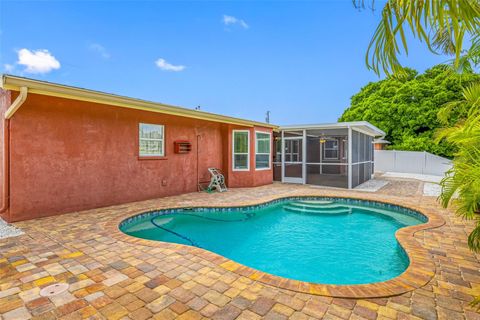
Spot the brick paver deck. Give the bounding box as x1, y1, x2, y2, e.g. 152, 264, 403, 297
1, 180, 480, 319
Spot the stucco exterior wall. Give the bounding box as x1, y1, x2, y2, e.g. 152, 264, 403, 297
3, 93, 272, 222
7, 94, 214, 220
226, 125, 273, 188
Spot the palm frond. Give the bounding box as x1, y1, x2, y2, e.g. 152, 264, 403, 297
468, 222, 480, 253
463, 82, 480, 107
365, 0, 480, 75
437, 80, 480, 251
437, 100, 465, 125
432, 28, 457, 56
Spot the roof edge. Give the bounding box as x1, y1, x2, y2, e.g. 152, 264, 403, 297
1, 74, 278, 129
278, 121, 385, 137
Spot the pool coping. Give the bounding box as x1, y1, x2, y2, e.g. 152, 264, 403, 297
104, 192, 445, 299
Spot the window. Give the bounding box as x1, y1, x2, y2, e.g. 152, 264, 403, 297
323, 139, 339, 159
233, 130, 249, 170
255, 132, 271, 170
285, 139, 301, 162
139, 123, 164, 157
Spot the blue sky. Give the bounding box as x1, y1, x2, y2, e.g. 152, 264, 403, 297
1, 1, 449, 125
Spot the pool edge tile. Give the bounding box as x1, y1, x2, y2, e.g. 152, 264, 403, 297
105, 193, 445, 299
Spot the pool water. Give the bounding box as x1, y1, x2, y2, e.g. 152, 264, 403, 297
120, 198, 424, 285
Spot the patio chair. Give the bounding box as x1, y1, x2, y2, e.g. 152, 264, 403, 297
208, 168, 227, 192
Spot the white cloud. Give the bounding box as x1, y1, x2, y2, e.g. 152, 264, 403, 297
155, 58, 185, 72
223, 15, 249, 29
3, 64, 14, 73
89, 43, 110, 59
17, 49, 60, 74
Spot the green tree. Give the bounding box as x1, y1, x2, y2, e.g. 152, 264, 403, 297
339, 65, 479, 157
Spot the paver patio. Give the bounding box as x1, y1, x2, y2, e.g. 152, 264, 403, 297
1, 178, 480, 319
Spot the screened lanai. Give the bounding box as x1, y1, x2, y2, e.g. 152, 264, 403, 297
273, 122, 385, 189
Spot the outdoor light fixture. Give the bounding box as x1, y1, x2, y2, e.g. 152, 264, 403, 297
319, 134, 326, 144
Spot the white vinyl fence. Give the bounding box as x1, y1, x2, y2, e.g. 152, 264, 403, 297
374, 150, 452, 176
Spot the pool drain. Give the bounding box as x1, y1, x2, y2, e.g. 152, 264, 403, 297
40, 283, 69, 297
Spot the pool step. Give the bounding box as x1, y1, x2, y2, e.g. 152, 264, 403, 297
151, 217, 174, 227
296, 200, 334, 205
283, 205, 351, 215
350, 206, 421, 225
123, 220, 157, 233
288, 202, 346, 210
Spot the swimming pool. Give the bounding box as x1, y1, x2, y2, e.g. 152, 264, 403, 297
120, 197, 426, 285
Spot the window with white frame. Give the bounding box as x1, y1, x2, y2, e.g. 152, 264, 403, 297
323, 139, 339, 159
139, 123, 165, 157
255, 132, 271, 169
233, 130, 249, 170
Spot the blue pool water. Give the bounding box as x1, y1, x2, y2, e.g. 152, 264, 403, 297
120, 198, 425, 285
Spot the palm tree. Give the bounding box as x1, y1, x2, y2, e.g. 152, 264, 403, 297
353, 0, 480, 75
356, 0, 480, 308
356, 0, 480, 222
437, 83, 480, 244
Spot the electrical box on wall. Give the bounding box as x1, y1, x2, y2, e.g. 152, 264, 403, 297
174, 140, 192, 154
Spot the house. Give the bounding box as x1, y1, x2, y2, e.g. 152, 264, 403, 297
0, 75, 384, 222
373, 138, 391, 150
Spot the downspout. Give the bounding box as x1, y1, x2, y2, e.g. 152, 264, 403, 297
5, 87, 28, 119
0, 86, 28, 218
196, 134, 201, 191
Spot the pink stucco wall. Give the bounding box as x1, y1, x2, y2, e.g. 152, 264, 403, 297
0, 92, 273, 222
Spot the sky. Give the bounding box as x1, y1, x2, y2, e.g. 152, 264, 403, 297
0, 1, 450, 125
